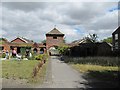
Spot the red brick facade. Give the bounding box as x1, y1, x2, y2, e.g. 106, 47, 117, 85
46, 28, 64, 49
46, 35, 64, 49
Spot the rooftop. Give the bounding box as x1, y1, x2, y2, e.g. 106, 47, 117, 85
112, 26, 120, 34
11, 37, 34, 43
46, 28, 64, 36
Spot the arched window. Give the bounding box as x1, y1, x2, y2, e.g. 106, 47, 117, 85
40, 48, 44, 54
33, 48, 38, 53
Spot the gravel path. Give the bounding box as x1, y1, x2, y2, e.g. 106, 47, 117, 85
36, 56, 88, 88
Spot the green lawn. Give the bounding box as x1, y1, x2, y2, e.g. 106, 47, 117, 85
71, 64, 118, 81
2, 60, 47, 83
71, 64, 118, 73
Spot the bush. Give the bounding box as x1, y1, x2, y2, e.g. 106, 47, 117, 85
57, 45, 69, 55
35, 54, 44, 60
2, 53, 6, 58
64, 56, 119, 66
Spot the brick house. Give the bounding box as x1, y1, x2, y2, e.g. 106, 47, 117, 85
10, 37, 34, 54
112, 26, 120, 55
46, 27, 65, 50
0, 37, 46, 57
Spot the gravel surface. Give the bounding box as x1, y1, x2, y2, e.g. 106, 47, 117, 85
36, 56, 88, 88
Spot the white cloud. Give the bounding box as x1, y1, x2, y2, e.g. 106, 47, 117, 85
1, 2, 119, 43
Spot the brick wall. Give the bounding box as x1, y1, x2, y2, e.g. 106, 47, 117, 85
46, 35, 64, 49
3, 44, 10, 52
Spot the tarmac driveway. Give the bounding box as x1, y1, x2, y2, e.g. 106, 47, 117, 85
37, 56, 88, 88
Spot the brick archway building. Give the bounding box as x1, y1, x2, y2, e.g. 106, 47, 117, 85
46, 27, 65, 50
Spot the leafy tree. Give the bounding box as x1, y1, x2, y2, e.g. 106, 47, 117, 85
57, 45, 69, 55
63, 37, 66, 43
89, 33, 98, 43
41, 40, 46, 43
102, 37, 112, 43
84, 34, 98, 43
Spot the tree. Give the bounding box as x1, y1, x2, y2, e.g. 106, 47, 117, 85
41, 40, 46, 43
102, 37, 112, 43
57, 45, 69, 55
89, 33, 98, 43
84, 34, 98, 43
63, 37, 66, 43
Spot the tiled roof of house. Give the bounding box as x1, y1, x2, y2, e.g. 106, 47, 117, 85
46, 28, 64, 35
11, 37, 34, 43
68, 38, 94, 47
21, 37, 33, 43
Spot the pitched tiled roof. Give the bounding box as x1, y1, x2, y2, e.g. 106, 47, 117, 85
22, 37, 33, 43
68, 38, 94, 47
11, 37, 34, 43
46, 28, 64, 35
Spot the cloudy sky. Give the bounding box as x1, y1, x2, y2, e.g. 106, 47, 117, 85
0, 0, 119, 43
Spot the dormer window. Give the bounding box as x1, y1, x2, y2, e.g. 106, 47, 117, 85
53, 36, 57, 39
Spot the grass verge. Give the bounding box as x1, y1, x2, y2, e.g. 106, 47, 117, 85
71, 64, 118, 81
29, 60, 48, 84
2, 60, 47, 84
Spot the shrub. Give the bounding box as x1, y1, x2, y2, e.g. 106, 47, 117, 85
2, 53, 6, 58
57, 45, 69, 55
64, 56, 119, 66
35, 54, 44, 60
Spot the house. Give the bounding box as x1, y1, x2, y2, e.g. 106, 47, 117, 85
68, 39, 112, 57
10, 37, 34, 54
46, 27, 65, 50
0, 27, 65, 57
10, 37, 47, 54
0, 36, 47, 57
112, 26, 120, 55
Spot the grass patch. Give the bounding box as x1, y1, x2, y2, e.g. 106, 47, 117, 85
71, 64, 118, 73
29, 60, 48, 84
2, 60, 47, 84
71, 64, 118, 81
68, 56, 119, 87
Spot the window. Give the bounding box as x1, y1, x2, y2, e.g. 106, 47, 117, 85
115, 34, 118, 40
53, 36, 57, 39
115, 42, 118, 49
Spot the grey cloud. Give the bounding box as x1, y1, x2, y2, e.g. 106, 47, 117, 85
1, 2, 118, 43
2, 2, 47, 12
84, 10, 118, 31
53, 2, 117, 26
